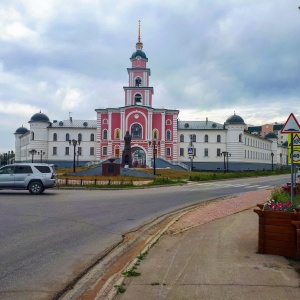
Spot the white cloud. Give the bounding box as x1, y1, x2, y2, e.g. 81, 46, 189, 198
1, 0, 300, 152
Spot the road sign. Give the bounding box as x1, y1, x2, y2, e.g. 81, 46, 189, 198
289, 133, 300, 147
292, 150, 300, 163
281, 113, 300, 134
188, 147, 194, 156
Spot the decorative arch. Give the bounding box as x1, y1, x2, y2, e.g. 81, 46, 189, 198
103, 118, 108, 124
134, 93, 142, 105
135, 77, 142, 87
166, 119, 172, 125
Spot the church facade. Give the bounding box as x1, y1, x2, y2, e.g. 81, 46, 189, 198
13, 27, 288, 171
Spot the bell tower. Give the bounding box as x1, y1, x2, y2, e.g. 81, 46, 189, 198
124, 21, 154, 107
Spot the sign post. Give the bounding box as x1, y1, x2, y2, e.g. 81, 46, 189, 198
280, 113, 300, 203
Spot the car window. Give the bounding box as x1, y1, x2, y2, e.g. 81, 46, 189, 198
0, 166, 14, 174
15, 166, 33, 174
34, 166, 51, 173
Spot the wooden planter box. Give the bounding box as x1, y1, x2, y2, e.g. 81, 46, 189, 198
254, 206, 300, 258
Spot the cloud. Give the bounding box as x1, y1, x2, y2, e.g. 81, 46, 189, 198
1, 0, 300, 152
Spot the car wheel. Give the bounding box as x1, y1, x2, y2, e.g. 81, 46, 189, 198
28, 181, 44, 195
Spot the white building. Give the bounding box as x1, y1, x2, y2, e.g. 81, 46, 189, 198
14, 111, 288, 171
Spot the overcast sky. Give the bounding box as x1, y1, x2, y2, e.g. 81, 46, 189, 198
1, 0, 300, 152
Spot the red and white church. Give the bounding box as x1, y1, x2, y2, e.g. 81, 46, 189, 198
95, 24, 179, 167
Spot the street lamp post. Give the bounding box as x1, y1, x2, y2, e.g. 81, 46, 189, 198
39, 151, 45, 163
271, 152, 274, 171
279, 153, 282, 169
69, 139, 81, 173
148, 140, 160, 175
29, 149, 37, 163
221, 151, 231, 173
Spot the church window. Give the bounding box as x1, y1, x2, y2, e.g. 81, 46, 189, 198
78, 133, 82, 142
131, 124, 142, 138
204, 148, 209, 156
180, 148, 184, 156
153, 129, 158, 139
53, 147, 57, 155
205, 134, 209, 142
135, 77, 142, 87
166, 119, 172, 125
90, 133, 94, 141
31, 132, 34, 140
115, 129, 120, 139
217, 148, 221, 156
166, 148, 171, 156
103, 119, 108, 124
53, 133, 57, 141
180, 134, 184, 142
166, 130, 171, 141
134, 93, 142, 105
65, 147, 69, 155
66, 133, 70, 141
90, 147, 94, 155
102, 147, 107, 156
103, 129, 108, 140
217, 135, 221, 143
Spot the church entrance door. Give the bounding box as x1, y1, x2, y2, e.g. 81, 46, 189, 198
131, 147, 146, 168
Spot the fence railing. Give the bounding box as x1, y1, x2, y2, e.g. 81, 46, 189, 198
56, 178, 151, 186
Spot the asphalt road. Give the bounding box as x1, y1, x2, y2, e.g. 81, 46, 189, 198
0, 174, 290, 300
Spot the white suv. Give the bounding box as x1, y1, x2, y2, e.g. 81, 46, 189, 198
0, 163, 56, 194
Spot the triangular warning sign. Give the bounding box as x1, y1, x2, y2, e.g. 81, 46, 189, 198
281, 113, 300, 134
288, 134, 300, 146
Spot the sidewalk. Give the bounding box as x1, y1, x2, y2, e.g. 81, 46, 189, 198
115, 190, 300, 300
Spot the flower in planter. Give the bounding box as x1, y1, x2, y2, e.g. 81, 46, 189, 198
263, 187, 300, 212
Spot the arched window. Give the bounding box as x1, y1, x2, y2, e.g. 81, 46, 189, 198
31, 132, 34, 140
153, 129, 158, 140
66, 133, 69, 141
239, 133, 243, 142
166, 119, 172, 125
134, 93, 142, 105
131, 124, 142, 138
115, 129, 120, 139
53, 133, 57, 141
205, 134, 209, 143
180, 134, 184, 142
78, 133, 82, 142
217, 135, 221, 143
103, 119, 108, 124
103, 129, 108, 140
90, 133, 94, 141
135, 77, 142, 87
166, 130, 171, 141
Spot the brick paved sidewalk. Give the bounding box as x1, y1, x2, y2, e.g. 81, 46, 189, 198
166, 189, 271, 234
